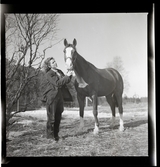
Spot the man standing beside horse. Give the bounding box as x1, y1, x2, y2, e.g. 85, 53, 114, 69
41, 57, 73, 141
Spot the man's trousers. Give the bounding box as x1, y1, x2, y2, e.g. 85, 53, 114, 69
46, 92, 63, 140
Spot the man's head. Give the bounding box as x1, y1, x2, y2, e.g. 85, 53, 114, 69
42, 57, 57, 72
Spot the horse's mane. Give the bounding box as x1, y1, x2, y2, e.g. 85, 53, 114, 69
76, 52, 100, 73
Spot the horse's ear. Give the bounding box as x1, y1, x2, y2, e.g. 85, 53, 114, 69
64, 39, 68, 46
73, 38, 77, 47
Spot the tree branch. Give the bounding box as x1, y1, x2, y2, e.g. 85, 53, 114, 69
6, 14, 59, 132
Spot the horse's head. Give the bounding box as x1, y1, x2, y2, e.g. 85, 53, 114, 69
63, 38, 77, 70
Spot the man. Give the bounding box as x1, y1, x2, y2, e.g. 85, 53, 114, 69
41, 57, 73, 141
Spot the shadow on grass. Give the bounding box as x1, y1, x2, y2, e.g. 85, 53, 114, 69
124, 119, 148, 128
60, 118, 148, 139
100, 119, 148, 132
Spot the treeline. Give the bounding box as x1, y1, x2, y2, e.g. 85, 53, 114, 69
82, 96, 147, 107
123, 96, 147, 104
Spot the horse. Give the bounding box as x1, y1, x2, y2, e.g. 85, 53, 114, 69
63, 38, 124, 134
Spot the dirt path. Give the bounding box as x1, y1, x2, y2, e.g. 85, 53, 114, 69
7, 103, 148, 156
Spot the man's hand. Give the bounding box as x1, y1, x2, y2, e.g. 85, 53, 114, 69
66, 70, 73, 77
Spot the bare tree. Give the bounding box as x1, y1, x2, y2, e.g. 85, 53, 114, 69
5, 14, 59, 135
106, 56, 130, 94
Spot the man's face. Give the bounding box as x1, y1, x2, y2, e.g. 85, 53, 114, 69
49, 59, 57, 69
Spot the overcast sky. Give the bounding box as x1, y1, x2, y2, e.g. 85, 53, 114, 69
44, 13, 147, 97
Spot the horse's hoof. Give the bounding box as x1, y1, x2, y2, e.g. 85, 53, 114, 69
119, 126, 124, 132
93, 124, 99, 135
93, 128, 99, 135
93, 130, 98, 135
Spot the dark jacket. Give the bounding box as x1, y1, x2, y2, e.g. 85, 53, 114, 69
41, 69, 72, 105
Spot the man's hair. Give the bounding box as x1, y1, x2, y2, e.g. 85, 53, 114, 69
42, 57, 54, 73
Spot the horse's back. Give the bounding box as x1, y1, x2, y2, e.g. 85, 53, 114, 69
96, 68, 117, 81
97, 68, 123, 92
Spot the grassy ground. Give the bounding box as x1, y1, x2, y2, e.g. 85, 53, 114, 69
6, 102, 148, 156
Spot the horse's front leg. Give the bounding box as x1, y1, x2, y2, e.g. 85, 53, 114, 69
92, 94, 99, 135
77, 94, 85, 131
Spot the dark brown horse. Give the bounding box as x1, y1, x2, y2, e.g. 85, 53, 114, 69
63, 39, 124, 134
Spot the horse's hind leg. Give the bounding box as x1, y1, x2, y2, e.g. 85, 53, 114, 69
92, 94, 99, 135
115, 93, 124, 131
106, 95, 116, 128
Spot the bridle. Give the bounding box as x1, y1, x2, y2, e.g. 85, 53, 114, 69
65, 56, 72, 62
63, 45, 77, 65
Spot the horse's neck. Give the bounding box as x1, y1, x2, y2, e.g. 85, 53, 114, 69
74, 52, 97, 86
74, 52, 88, 76
75, 52, 89, 70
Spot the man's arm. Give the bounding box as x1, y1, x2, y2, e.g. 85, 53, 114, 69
46, 71, 71, 88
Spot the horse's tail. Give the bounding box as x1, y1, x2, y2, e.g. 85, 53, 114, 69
112, 93, 118, 107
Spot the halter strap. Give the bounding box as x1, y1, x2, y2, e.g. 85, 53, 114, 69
65, 57, 72, 61
64, 45, 77, 68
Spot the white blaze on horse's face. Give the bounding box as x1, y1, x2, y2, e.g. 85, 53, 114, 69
65, 47, 74, 70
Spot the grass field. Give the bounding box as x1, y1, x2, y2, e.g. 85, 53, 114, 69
7, 102, 148, 156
